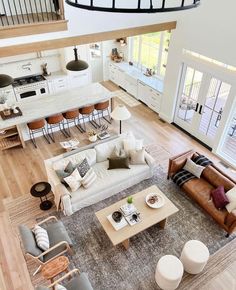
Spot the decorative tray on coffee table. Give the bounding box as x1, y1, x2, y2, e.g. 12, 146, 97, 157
145, 193, 165, 209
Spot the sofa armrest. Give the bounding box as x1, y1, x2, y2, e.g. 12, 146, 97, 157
225, 210, 236, 233
62, 193, 73, 216
144, 151, 155, 169
167, 150, 194, 179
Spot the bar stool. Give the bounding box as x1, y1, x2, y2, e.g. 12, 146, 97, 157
46, 114, 69, 142
94, 100, 111, 126
79, 105, 98, 132
27, 119, 50, 148
63, 109, 85, 135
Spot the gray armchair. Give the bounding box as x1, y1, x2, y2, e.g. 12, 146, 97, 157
35, 269, 94, 290
18, 216, 73, 274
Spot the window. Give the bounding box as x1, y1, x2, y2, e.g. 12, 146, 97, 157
129, 30, 171, 78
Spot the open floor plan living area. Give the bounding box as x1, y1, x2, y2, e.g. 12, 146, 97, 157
0, 1, 236, 289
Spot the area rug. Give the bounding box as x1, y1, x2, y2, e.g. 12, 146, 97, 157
50, 166, 235, 290
114, 89, 141, 107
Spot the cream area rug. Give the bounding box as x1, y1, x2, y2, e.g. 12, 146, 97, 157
113, 89, 141, 107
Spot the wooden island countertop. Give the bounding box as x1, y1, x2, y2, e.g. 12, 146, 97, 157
0, 82, 113, 130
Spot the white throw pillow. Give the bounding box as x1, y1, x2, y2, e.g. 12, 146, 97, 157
226, 187, 236, 213
56, 284, 67, 290
129, 148, 146, 165
53, 159, 70, 171
81, 168, 97, 189
95, 137, 123, 162
64, 168, 82, 192
183, 158, 205, 178
135, 139, 144, 150
32, 225, 49, 251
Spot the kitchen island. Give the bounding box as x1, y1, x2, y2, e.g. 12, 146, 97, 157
0, 82, 112, 131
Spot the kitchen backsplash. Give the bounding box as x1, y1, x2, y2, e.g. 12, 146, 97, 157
0, 51, 62, 78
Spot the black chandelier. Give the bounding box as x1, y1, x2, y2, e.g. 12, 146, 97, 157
65, 0, 200, 13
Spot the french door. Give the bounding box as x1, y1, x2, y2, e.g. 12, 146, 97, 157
174, 64, 232, 148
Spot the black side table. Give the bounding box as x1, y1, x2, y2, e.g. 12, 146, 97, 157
30, 182, 53, 210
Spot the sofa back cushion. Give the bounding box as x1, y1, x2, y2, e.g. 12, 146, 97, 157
53, 149, 97, 170
18, 225, 43, 259
202, 166, 235, 192
95, 137, 124, 163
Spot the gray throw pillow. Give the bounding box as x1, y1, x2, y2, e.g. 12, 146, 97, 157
77, 158, 90, 178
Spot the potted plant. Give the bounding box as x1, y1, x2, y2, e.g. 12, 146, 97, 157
127, 196, 133, 210
88, 130, 97, 142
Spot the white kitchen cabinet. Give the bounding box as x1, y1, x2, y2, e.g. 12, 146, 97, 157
68, 70, 90, 89
109, 63, 125, 89
125, 73, 137, 98
47, 76, 68, 94
137, 81, 162, 113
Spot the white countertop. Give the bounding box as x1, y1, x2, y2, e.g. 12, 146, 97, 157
0, 83, 112, 130
111, 62, 164, 93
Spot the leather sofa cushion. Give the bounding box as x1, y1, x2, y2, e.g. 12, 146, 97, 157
204, 199, 228, 225
182, 178, 214, 206
202, 166, 235, 192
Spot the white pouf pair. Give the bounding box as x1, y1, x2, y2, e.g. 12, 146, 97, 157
155, 240, 209, 290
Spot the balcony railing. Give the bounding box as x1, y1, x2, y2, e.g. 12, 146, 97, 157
0, 0, 65, 26
0, 0, 67, 38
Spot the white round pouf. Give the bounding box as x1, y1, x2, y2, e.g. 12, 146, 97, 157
155, 255, 184, 290
180, 240, 209, 274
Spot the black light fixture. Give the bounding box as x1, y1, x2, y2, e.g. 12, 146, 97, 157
0, 74, 13, 88
66, 47, 89, 71
65, 0, 200, 13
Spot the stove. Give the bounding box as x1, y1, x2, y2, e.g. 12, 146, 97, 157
13, 74, 49, 101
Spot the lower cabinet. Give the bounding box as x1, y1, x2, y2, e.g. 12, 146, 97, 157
137, 81, 161, 113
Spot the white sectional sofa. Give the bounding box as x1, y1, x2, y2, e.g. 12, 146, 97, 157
44, 134, 155, 216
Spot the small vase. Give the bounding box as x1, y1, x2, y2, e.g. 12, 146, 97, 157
89, 135, 97, 142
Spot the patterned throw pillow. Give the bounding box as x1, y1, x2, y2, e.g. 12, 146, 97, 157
64, 168, 82, 192
183, 158, 205, 178
81, 168, 97, 189
77, 158, 90, 178
32, 225, 49, 251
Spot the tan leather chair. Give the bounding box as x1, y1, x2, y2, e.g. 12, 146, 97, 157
63, 109, 84, 134
46, 114, 69, 142
27, 119, 50, 148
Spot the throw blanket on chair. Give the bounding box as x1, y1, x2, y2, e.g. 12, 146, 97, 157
192, 155, 213, 167
172, 155, 213, 187
172, 169, 196, 187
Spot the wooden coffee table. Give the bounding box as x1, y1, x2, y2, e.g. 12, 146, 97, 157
42, 256, 70, 288
95, 185, 179, 250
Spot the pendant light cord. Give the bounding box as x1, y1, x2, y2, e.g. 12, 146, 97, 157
73, 46, 78, 61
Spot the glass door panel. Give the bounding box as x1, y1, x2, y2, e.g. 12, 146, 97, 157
220, 111, 236, 164
198, 78, 231, 139
177, 67, 203, 124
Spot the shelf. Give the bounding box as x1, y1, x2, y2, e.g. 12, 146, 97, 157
0, 136, 21, 150
0, 129, 18, 139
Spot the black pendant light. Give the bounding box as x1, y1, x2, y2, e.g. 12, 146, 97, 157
66, 0, 200, 13
0, 74, 13, 88
66, 47, 89, 71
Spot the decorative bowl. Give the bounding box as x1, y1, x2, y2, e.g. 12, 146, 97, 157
145, 193, 165, 209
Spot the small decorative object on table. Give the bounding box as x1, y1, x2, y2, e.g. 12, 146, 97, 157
60, 138, 80, 152
98, 124, 110, 140
146, 193, 165, 209
88, 129, 97, 142
112, 211, 122, 223
30, 181, 52, 210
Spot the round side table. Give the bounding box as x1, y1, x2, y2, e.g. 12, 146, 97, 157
42, 256, 70, 286
30, 181, 52, 210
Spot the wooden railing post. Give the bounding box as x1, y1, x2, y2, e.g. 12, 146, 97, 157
58, 0, 65, 20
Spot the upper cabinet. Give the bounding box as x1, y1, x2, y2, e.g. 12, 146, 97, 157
0, 0, 68, 39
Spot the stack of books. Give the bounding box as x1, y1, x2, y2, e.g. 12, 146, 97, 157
120, 204, 141, 226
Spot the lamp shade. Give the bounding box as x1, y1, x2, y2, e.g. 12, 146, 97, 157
66, 47, 89, 71
0, 74, 13, 88
111, 105, 131, 121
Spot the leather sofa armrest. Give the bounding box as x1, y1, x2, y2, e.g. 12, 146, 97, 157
225, 210, 236, 229
167, 150, 194, 179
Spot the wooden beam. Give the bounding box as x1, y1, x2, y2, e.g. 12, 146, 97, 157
0, 20, 68, 40
0, 21, 176, 57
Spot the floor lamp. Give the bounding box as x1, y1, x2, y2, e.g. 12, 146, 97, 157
110, 104, 131, 134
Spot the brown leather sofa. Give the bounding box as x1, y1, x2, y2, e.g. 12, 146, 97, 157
168, 150, 236, 236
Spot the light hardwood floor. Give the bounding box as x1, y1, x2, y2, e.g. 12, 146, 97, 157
0, 81, 235, 290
